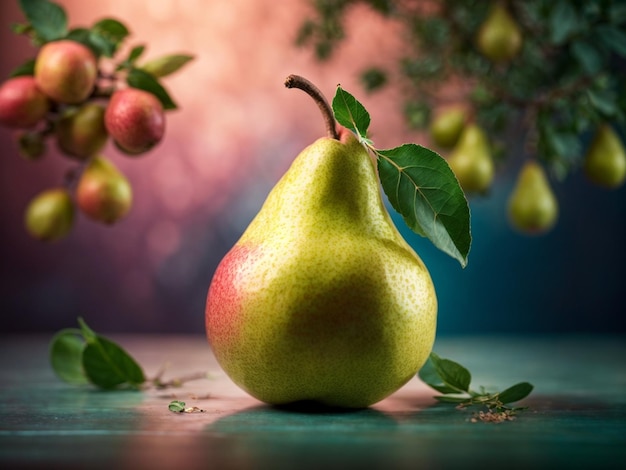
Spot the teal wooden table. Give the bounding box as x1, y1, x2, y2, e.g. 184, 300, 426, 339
1, 334, 624, 469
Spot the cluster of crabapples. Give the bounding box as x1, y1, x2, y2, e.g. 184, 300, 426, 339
0, 39, 166, 242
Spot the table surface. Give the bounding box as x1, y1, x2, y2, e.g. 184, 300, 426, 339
1, 333, 625, 469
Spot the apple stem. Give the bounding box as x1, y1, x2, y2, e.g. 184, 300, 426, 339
285, 74, 339, 140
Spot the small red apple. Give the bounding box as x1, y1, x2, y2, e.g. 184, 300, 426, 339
105, 88, 165, 155
35, 40, 97, 104
0, 76, 50, 128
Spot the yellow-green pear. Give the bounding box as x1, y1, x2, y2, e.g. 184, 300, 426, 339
205, 124, 437, 409
429, 107, 466, 149
476, 3, 522, 63
584, 124, 626, 189
25, 188, 74, 241
447, 123, 494, 194
508, 161, 558, 234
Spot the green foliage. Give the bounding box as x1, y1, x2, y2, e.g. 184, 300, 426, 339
49, 328, 89, 384
8, 58, 35, 77
332, 86, 471, 267
297, 0, 626, 182
50, 318, 210, 391
419, 352, 534, 420
168, 400, 186, 412
49, 318, 145, 389
11, 0, 192, 109
79, 318, 145, 389
126, 68, 177, 110
19, 0, 67, 42
140, 54, 195, 78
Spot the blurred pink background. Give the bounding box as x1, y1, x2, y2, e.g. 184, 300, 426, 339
1, 0, 625, 335
0, 0, 414, 333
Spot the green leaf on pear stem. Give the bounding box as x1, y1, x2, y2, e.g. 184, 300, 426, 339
332, 86, 370, 141
19, 0, 67, 42
49, 328, 88, 384
497, 382, 534, 405
140, 54, 195, 78
9, 58, 35, 77
377, 145, 471, 267
126, 68, 177, 110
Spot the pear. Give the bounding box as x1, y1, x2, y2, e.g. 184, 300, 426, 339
476, 3, 522, 63
583, 124, 626, 189
25, 188, 74, 241
429, 107, 466, 149
205, 127, 437, 409
56, 103, 108, 160
447, 123, 494, 194
104, 88, 165, 155
508, 161, 558, 234
76, 156, 132, 224
34, 40, 97, 104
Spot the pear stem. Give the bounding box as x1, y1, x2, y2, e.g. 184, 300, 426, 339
285, 74, 339, 140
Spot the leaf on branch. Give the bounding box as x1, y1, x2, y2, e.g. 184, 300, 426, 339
140, 54, 195, 78
595, 25, 626, 58
377, 145, 471, 267
571, 40, 604, 74
19, 0, 67, 42
127, 68, 177, 110
128, 45, 146, 63
549, 1, 579, 45
587, 89, 617, 117
9, 58, 35, 77
332, 86, 370, 141
92, 18, 129, 44
49, 328, 88, 384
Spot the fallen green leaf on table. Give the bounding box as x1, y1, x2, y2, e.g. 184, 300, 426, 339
168, 400, 186, 412
49, 317, 145, 389
168, 400, 205, 413
419, 352, 534, 423
49, 317, 208, 391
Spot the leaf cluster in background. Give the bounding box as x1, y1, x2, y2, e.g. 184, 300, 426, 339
297, 0, 626, 180
11, 0, 194, 110
331, 86, 471, 267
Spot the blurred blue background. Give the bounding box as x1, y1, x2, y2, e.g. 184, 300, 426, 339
0, 0, 624, 336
